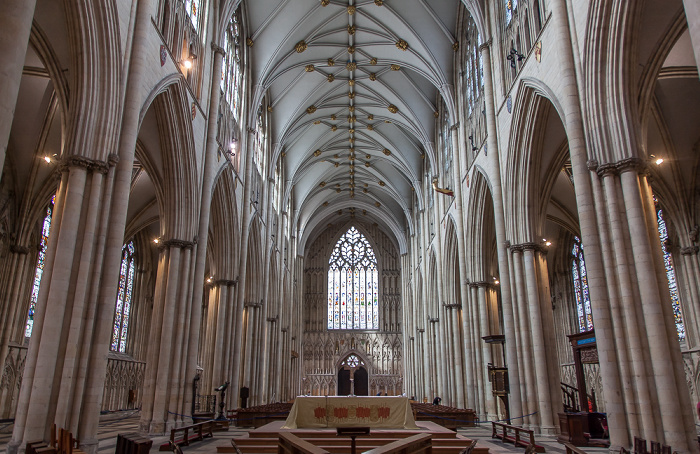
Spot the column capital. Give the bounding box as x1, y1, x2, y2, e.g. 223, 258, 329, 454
596, 163, 618, 177
211, 42, 226, 56
616, 157, 646, 175
681, 246, 699, 256
214, 278, 238, 287
60, 155, 110, 175
10, 244, 31, 254
159, 238, 195, 250
478, 39, 493, 52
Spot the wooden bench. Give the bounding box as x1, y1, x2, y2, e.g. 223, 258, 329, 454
158, 420, 214, 450
491, 422, 545, 452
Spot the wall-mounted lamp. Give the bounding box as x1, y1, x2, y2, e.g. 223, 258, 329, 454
182, 53, 197, 69
650, 154, 664, 165
542, 238, 552, 247
506, 48, 525, 68
206, 276, 213, 284
493, 277, 500, 285
43, 153, 58, 164
153, 237, 160, 244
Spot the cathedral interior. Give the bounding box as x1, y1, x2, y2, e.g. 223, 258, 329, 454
1, 0, 700, 453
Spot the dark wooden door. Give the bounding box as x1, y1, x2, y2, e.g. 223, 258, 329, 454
338, 368, 351, 395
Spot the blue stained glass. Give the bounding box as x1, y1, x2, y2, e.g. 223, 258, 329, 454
656, 206, 685, 341
327, 227, 379, 330
572, 236, 593, 332
25, 195, 55, 339
111, 241, 136, 352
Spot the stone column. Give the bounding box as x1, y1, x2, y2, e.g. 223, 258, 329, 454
185, 42, 226, 417
620, 165, 696, 451
0, 0, 37, 176
477, 283, 496, 420
480, 41, 523, 422
8, 156, 115, 454
510, 246, 536, 428
522, 246, 556, 434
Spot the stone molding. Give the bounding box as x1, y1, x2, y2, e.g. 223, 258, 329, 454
594, 157, 647, 177
59, 155, 111, 175
211, 42, 226, 56
214, 278, 238, 287
158, 239, 195, 250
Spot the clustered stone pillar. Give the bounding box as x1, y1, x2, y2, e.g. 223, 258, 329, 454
521, 246, 558, 434
8, 156, 118, 454
139, 239, 196, 433
586, 157, 697, 452
479, 40, 523, 424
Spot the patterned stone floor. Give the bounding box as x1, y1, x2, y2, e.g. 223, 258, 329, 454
0, 412, 610, 454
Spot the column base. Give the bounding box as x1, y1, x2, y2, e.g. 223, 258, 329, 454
539, 425, 558, 435
6, 439, 23, 454
79, 438, 99, 454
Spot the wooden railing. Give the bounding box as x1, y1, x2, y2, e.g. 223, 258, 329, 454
363, 434, 432, 454
278, 433, 330, 454
560, 382, 596, 413
491, 422, 545, 452
168, 420, 213, 447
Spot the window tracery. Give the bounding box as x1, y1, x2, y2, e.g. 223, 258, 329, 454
222, 7, 243, 119
328, 227, 379, 330
572, 236, 593, 332
25, 195, 55, 339
111, 241, 136, 353
655, 204, 685, 341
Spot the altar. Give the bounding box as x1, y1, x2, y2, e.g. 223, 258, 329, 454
282, 396, 419, 429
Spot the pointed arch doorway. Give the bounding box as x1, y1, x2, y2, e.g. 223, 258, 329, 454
338, 354, 368, 396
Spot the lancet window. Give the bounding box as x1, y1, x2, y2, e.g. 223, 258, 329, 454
458, 6, 486, 166
327, 227, 379, 330
572, 236, 593, 332
111, 241, 136, 352
222, 6, 243, 119
656, 204, 685, 341
25, 195, 55, 339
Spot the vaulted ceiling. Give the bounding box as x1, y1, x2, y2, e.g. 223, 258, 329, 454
243, 0, 462, 253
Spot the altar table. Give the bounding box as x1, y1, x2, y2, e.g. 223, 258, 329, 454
282, 396, 419, 429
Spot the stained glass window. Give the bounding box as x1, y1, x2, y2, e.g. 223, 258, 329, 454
461, 18, 483, 117
505, 0, 518, 25
572, 236, 593, 332
25, 195, 55, 339
184, 0, 202, 31
328, 227, 379, 330
254, 107, 265, 173
222, 7, 243, 119
111, 241, 136, 352
342, 354, 364, 368
655, 204, 685, 341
